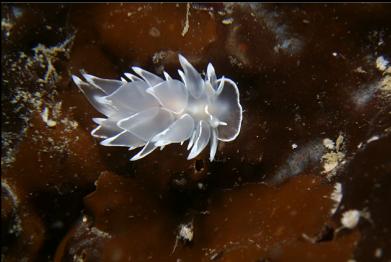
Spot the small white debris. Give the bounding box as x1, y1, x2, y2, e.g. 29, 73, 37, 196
323, 138, 335, 150
322, 152, 343, 173
217, 11, 226, 16
149, 27, 160, 38
90, 226, 111, 239
366, 135, 379, 143
381, 74, 391, 93
41, 107, 57, 127
32, 36, 74, 83
61, 118, 79, 131
354, 66, 367, 74
222, 17, 234, 25
341, 210, 360, 229
181, 2, 190, 37
335, 134, 344, 151
376, 56, 389, 72
374, 248, 383, 258
341, 209, 373, 229
172, 221, 194, 254
291, 143, 298, 149
178, 222, 194, 242
332, 52, 338, 57
330, 182, 343, 215
321, 134, 345, 178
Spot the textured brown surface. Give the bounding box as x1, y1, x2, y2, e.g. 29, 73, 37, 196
1, 3, 391, 262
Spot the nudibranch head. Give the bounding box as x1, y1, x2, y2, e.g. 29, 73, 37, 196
72, 55, 242, 161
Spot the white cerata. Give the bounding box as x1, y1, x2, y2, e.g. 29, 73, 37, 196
72, 55, 242, 161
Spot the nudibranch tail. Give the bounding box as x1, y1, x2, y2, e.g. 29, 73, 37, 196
72, 55, 242, 161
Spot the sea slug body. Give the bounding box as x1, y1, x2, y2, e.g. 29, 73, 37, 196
72, 55, 242, 161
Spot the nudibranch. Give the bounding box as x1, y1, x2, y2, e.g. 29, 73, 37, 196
72, 55, 242, 161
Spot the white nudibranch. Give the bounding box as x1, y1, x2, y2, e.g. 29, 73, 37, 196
72, 55, 242, 161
